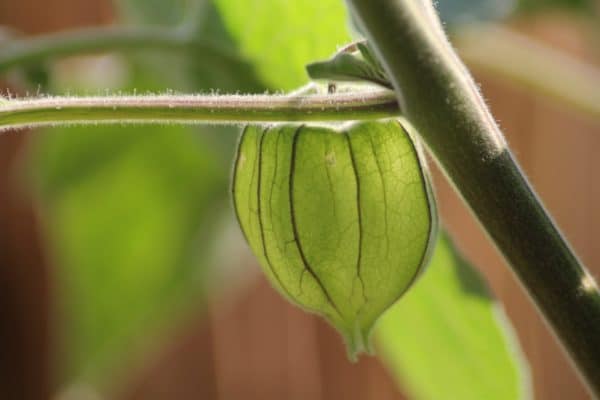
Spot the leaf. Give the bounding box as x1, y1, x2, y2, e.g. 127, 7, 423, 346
375, 232, 531, 400
356, 41, 385, 74
306, 41, 392, 89
29, 124, 226, 385
213, 0, 351, 89
232, 120, 437, 359
113, 0, 265, 93
27, 3, 254, 388
186, 2, 265, 93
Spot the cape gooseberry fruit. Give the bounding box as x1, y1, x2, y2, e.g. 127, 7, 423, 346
232, 120, 437, 359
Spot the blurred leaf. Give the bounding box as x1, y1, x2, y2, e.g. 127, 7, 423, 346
213, 0, 351, 89
21, 62, 51, 89
30, 124, 226, 384
376, 232, 530, 400
187, 2, 265, 93
115, 0, 267, 174
114, 0, 264, 93
436, 0, 516, 26
27, 2, 259, 387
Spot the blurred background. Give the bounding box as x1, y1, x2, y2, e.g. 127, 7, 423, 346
0, 0, 599, 399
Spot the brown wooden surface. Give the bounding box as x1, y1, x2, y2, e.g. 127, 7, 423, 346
0, 2, 112, 400
0, 126, 54, 400
117, 275, 406, 400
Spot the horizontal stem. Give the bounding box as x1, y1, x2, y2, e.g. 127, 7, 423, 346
1, 24, 599, 120
0, 90, 400, 131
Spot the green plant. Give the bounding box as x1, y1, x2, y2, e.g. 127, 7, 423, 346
1, 0, 599, 398
232, 120, 436, 359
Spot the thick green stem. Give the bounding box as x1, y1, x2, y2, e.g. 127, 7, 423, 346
346, 0, 600, 395
0, 90, 400, 131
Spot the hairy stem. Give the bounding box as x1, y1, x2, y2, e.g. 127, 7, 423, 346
347, 0, 600, 395
0, 90, 400, 131
0, 25, 599, 119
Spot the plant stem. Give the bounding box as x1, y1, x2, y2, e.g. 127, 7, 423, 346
1, 25, 599, 120
346, 0, 600, 396
0, 90, 400, 131
0, 26, 242, 72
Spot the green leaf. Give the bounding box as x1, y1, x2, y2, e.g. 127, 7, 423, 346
306, 41, 392, 89
213, 0, 351, 89
186, 2, 265, 93
29, 124, 226, 385
114, 0, 265, 93
376, 232, 530, 400
232, 120, 437, 359
28, 4, 255, 387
